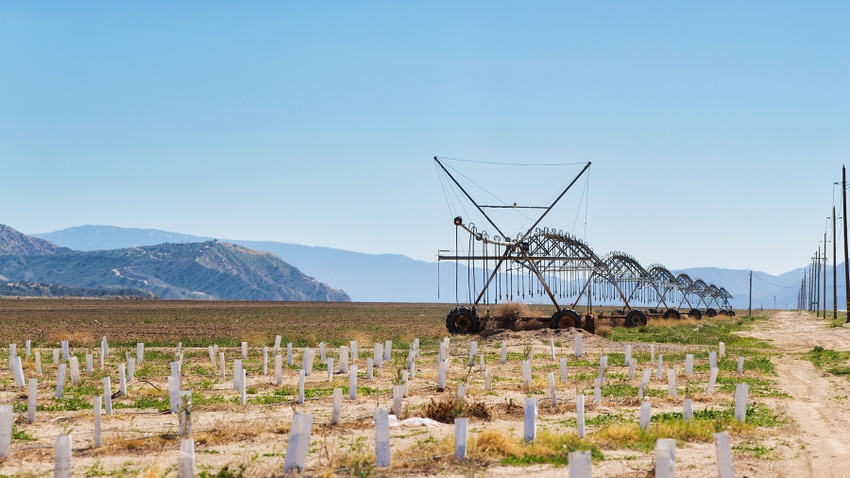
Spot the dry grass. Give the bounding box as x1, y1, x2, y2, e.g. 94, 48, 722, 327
590, 422, 639, 447
101, 434, 176, 455
470, 428, 524, 459
239, 331, 271, 347
342, 330, 375, 349
194, 419, 268, 446
595, 325, 612, 337
495, 301, 530, 318
647, 317, 700, 327
423, 394, 493, 423
139, 459, 166, 478
46, 329, 96, 347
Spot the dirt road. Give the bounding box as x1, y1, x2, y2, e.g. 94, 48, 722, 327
743, 311, 850, 478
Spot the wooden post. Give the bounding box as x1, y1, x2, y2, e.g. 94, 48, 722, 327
834, 205, 839, 320
748, 270, 753, 317
843, 166, 848, 322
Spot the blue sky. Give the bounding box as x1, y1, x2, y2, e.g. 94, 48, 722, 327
2, 2, 848, 275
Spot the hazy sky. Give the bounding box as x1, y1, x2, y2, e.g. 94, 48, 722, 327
3, 2, 848, 275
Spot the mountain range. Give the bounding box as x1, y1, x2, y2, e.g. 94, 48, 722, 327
32, 225, 827, 310
0, 225, 349, 301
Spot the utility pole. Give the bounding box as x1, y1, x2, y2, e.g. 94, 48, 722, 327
748, 270, 752, 317
816, 247, 821, 317
824, 231, 828, 318
811, 250, 820, 317
834, 206, 839, 321
844, 165, 849, 322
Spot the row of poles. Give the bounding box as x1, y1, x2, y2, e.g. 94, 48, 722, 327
798, 165, 849, 322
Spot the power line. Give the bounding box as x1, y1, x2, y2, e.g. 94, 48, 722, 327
751, 272, 796, 289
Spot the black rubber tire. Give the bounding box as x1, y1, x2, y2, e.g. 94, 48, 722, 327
663, 309, 681, 320
624, 310, 648, 327
729, 310, 736, 316
688, 308, 703, 320
583, 315, 595, 334
705, 308, 718, 318
446, 306, 480, 334
550, 308, 583, 329
718, 309, 729, 317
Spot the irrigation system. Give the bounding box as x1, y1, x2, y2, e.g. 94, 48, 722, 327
434, 157, 734, 335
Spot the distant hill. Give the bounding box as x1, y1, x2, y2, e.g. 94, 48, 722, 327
34, 225, 831, 309
36, 226, 434, 302
3, 226, 350, 301
0, 281, 155, 299
35, 225, 208, 251
0, 224, 70, 255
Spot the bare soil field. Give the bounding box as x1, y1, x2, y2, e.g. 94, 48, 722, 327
0, 300, 845, 477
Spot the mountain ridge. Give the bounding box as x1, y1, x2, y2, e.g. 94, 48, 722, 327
2, 226, 350, 301
33, 225, 822, 309
0, 224, 71, 255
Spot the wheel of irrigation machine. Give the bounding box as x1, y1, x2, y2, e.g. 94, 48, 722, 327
688, 308, 703, 320
663, 308, 681, 320
625, 310, 648, 327
718, 309, 729, 317
583, 315, 596, 334
445, 306, 480, 334
705, 308, 718, 318
550, 308, 583, 329
729, 310, 736, 316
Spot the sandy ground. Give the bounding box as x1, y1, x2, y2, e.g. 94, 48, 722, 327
740, 311, 850, 478
1, 311, 849, 477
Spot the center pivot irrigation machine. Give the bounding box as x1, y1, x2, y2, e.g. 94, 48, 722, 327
434, 157, 733, 335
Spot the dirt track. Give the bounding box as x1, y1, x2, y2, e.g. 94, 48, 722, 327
742, 311, 850, 478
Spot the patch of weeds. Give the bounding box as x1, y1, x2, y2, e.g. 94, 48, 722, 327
587, 413, 624, 427
806, 346, 850, 377
733, 439, 778, 459
610, 317, 772, 349
304, 387, 338, 399
250, 388, 291, 405
39, 395, 93, 411
192, 393, 228, 406
500, 431, 604, 466
192, 366, 214, 377
198, 465, 246, 478
84, 460, 107, 477
114, 395, 168, 410
338, 437, 375, 477
71, 383, 102, 396
716, 376, 789, 399
717, 354, 776, 375
502, 454, 571, 466
600, 383, 639, 398
12, 426, 37, 441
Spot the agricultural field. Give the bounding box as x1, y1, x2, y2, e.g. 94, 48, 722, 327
0, 299, 843, 477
